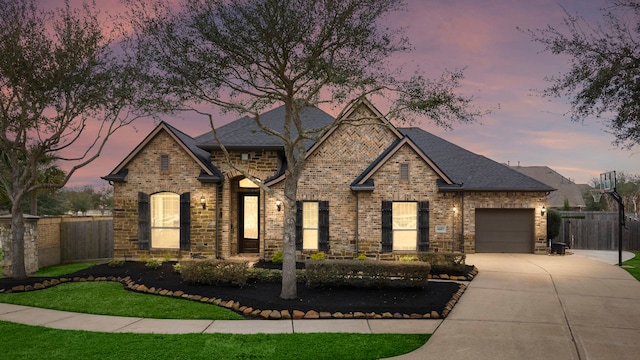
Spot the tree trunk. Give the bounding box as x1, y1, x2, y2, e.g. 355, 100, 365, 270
10, 201, 27, 279
279, 174, 299, 299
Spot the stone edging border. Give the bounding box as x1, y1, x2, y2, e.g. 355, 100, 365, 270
1, 266, 478, 320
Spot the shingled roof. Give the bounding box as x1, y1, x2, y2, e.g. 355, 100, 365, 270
399, 128, 555, 192
196, 105, 335, 151
102, 121, 223, 183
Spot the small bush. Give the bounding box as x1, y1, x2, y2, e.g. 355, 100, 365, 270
172, 263, 181, 273
417, 253, 466, 274
145, 258, 163, 269
306, 260, 430, 289
107, 259, 125, 268
271, 251, 283, 265
310, 252, 326, 261
399, 256, 416, 262
180, 260, 249, 286
353, 254, 368, 261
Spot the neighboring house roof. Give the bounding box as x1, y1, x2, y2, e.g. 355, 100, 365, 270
511, 166, 586, 208
102, 121, 223, 183
399, 128, 555, 192
195, 105, 336, 151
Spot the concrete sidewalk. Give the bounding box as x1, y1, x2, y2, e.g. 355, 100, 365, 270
1, 251, 639, 360
392, 252, 640, 360
0, 302, 441, 334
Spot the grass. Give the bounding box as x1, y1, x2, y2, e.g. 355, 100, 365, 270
0, 282, 244, 320
0, 321, 429, 360
34, 262, 96, 277
622, 251, 640, 281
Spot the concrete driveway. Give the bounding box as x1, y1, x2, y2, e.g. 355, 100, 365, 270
393, 252, 640, 360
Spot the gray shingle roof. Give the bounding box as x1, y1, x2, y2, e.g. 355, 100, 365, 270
399, 128, 555, 192
196, 105, 336, 150
161, 122, 224, 181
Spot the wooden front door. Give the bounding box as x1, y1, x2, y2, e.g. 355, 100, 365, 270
239, 193, 259, 253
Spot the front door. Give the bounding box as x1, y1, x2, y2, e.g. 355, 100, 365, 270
239, 193, 259, 253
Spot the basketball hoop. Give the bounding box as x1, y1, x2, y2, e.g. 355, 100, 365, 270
590, 189, 603, 203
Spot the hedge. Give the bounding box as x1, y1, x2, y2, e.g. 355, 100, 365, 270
305, 260, 430, 289
180, 259, 249, 287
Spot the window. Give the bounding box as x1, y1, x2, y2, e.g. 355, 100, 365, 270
160, 154, 169, 174
138, 191, 191, 251
302, 202, 319, 250
296, 201, 329, 251
399, 163, 409, 181
392, 202, 417, 250
151, 192, 180, 248
381, 201, 429, 252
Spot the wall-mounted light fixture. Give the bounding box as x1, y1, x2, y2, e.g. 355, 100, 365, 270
541, 206, 546, 216
453, 206, 457, 213
200, 195, 206, 209
276, 200, 282, 212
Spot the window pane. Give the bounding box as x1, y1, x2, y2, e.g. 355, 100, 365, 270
392, 202, 417, 229
303, 202, 318, 228
151, 192, 180, 249
303, 229, 318, 250
393, 230, 417, 251
243, 195, 258, 239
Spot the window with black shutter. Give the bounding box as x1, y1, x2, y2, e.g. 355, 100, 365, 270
381, 201, 393, 252
418, 201, 430, 252
295, 200, 329, 251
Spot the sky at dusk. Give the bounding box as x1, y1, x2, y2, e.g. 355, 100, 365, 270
55, 0, 640, 188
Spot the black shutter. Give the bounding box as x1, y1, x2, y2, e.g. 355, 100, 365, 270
318, 201, 329, 252
418, 201, 430, 252
381, 201, 392, 252
180, 192, 191, 250
295, 201, 303, 250
138, 192, 150, 250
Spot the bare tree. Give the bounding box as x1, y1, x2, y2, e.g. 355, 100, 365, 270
0, 0, 143, 278
523, 0, 640, 148
125, 0, 487, 299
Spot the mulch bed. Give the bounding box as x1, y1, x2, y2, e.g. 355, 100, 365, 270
0, 261, 475, 317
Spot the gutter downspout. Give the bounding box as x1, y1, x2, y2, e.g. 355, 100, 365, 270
461, 191, 465, 253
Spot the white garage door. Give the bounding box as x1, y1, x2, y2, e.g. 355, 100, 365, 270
475, 209, 534, 253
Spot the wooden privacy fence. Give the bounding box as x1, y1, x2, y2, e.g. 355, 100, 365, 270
555, 211, 640, 251
60, 217, 113, 262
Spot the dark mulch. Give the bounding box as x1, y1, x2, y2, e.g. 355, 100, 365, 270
0, 261, 471, 316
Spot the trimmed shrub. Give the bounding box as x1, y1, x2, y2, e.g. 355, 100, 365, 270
247, 267, 307, 283
305, 260, 430, 289
310, 252, 326, 261
547, 209, 562, 240
417, 253, 466, 274
353, 254, 368, 261
145, 258, 163, 269
180, 260, 249, 286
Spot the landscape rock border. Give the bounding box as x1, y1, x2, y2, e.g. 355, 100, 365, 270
0, 266, 478, 320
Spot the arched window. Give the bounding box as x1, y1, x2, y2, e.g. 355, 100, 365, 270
150, 192, 180, 248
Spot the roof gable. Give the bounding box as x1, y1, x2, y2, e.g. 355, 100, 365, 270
351, 136, 453, 191
102, 122, 222, 183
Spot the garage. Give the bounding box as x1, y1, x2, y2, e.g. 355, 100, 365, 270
475, 209, 534, 253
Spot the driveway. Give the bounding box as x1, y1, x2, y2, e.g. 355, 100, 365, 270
393, 252, 640, 360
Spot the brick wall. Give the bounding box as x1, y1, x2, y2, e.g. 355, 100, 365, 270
112, 130, 218, 259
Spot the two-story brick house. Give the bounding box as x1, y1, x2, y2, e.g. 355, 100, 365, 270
103, 99, 554, 260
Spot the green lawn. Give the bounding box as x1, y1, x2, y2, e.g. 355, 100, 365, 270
34, 262, 97, 277
0, 261, 431, 359
0, 282, 243, 320
0, 321, 429, 360
622, 251, 640, 281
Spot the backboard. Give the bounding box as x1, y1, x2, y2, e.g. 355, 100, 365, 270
600, 171, 616, 192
